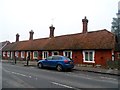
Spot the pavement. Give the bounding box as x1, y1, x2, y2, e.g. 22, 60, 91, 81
1, 59, 120, 76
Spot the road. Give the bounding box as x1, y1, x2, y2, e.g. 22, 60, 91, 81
2, 62, 119, 90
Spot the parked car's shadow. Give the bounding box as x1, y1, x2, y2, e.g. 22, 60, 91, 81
37, 67, 73, 72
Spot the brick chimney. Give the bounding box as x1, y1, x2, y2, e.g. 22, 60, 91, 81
82, 16, 88, 33
29, 30, 34, 40
49, 24, 55, 38
16, 33, 20, 42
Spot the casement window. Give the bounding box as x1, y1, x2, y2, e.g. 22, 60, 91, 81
11, 52, 14, 59
3, 52, 6, 56
42, 51, 49, 59
63, 51, 72, 59
21, 51, 25, 58
15, 51, 19, 57
26, 51, 31, 58
7, 52, 10, 57
52, 51, 59, 56
83, 50, 95, 63
33, 51, 38, 59
112, 51, 114, 61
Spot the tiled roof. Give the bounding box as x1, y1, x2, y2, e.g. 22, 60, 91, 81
1, 41, 10, 47
0, 41, 10, 50
2, 29, 115, 51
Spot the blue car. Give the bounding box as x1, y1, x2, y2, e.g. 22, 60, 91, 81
37, 55, 74, 71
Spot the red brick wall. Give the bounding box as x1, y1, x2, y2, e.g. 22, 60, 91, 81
59, 51, 63, 56
18, 51, 21, 59
95, 50, 112, 67
72, 50, 83, 64
72, 50, 112, 67
2, 50, 113, 67
38, 51, 42, 60
31, 51, 33, 60
49, 51, 52, 56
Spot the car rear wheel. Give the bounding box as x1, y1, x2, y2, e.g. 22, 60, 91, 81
56, 65, 63, 72
38, 63, 43, 69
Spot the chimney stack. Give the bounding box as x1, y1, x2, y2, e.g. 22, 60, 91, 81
49, 24, 55, 38
16, 33, 20, 42
29, 30, 34, 40
82, 16, 88, 33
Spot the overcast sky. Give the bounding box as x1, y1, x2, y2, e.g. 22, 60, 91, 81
0, 0, 119, 42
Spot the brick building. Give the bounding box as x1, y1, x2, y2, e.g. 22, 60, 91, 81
2, 17, 117, 67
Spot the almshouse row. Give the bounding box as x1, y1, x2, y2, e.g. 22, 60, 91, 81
2, 17, 120, 67
2, 49, 114, 66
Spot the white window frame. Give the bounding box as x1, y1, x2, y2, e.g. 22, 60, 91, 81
63, 51, 72, 59
33, 51, 38, 59
26, 51, 31, 59
26, 52, 28, 58
15, 51, 19, 57
42, 51, 49, 59
112, 50, 114, 61
7, 51, 10, 57
52, 51, 59, 56
11, 52, 13, 59
3, 52, 6, 57
21, 51, 25, 58
83, 50, 95, 63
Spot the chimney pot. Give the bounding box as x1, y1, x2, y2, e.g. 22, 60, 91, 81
16, 33, 20, 42
29, 30, 34, 40
82, 16, 88, 33
49, 24, 55, 38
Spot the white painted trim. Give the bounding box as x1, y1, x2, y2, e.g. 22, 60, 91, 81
11, 52, 13, 59
112, 50, 114, 61
3, 52, 6, 56
7, 51, 10, 57
52, 51, 59, 56
83, 50, 95, 63
21, 51, 25, 58
26, 51, 31, 59
42, 51, 49, 59
15, 51, 19, 57
33, 51, 38, 59
63, 51, 72, 59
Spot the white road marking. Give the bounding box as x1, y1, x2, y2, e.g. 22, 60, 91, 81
3, 68, 39, 81
11, 72, 28, 77
3, 69, 11, 73
29, 76, 32, 78
3, 69, 34, 79
51, 82, 73, 88
100, 76, 117, 81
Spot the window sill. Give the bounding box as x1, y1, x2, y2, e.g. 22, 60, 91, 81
83, 61, 95, 63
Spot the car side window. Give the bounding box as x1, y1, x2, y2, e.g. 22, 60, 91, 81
46, 56, 52, 60
52, 56, 62, 60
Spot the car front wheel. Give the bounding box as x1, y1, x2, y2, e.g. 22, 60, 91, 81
38, 63, 43, 69
56, 65, 63, 72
